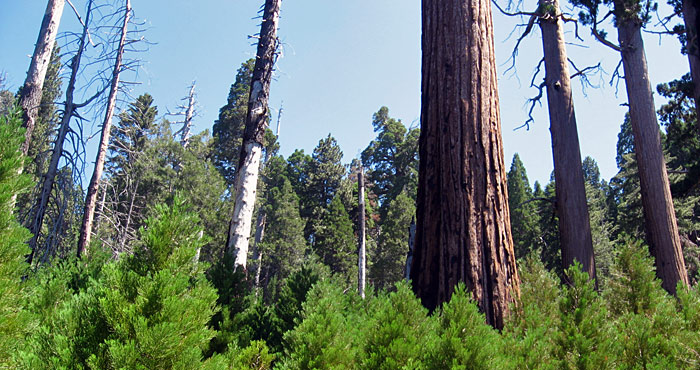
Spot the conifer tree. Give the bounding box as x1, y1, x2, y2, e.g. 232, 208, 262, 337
0, 108, 33, 367
371, 191, 415, 290
314, 195, 356, 284
507, 154, 541, 259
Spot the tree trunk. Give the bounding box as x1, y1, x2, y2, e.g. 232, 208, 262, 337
539, 0, 597, 283
615, 13, 689, 294
28, 0, 93, 264
252, 212, 267, 292
180, 82, 196, 148
405, 216, 416, 281
358, 168, 366, 298
411, 0, 520, 329
226, 0, 281, 271
682, 0, 700, 121
77, 0, 131, 258
19, 0, 66, 157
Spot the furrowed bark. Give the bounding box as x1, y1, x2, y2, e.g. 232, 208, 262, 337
405, 217, 416, 281
539, 0, 597, 283
78, 0, 131, 258
358, 168, 366, 298
615, 8, 689, 294
411, 0, 520, 329
28, 0, 93, 264
682, 0, 700, 121
19, 0, 66, 157
226, 0, 281, 271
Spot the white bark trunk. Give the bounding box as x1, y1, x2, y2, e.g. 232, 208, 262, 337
20, 0, 66, 156
228, 141, 263, 268
358, 168, 366, 298
226, 0, 281, 272
181, 82, 196, 148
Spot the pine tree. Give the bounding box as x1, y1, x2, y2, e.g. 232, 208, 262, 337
370, 190, 414, 290
0, 108, 33, 367
314, 195, 356, 284
507, 154, 541, 260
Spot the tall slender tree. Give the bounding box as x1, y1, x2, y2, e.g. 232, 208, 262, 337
411, 0, 520, 329
19, 0, 65, 157
227, 0, 281, 270
680, 0, 700, 118
538, 0, 597, 282
78, 0, 131, 257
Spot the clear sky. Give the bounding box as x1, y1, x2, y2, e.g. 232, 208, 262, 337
0, 0, 690, 187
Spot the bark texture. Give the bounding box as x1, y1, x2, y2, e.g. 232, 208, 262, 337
539, 0, 597, 282
357, 168, 366, 299
227, 0, 281, 270
19, 0, 66, 156
615, 10, 689, 294
180, 82, 196, 148
682, 0, 700, 119
78, 0, 131, 258
29, 0, 93, 264
411, 0, 520, 329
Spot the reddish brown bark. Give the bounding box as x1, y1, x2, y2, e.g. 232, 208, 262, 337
615, 7, 689, 294
411, 0, 520, 329
19, 0, 65, 157
539, 0, 597, 282
77, 0, 131, 258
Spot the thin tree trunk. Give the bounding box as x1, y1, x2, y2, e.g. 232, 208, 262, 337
28, 0, 93, 264
226, 0, 281, 271
539, 0, 597, 282
19, 0, 66, 157
405, 216, 416, 280
252, 212, 267, 292
180, 82, 196, 148
615, 11, 689, 294
77, 0, 131, 258
411, 0, 520, 329
358, 168, 366, 298
682, 0, 700, 120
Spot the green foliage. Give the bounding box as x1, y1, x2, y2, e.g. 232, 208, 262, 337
0, 107, 32, 367
507, 153, 541, 260
314, 195, 356, 284
370, 190, 414, 290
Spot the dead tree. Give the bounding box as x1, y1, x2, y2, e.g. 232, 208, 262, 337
168, 82, 198, 149
538, 0, 597, 282
226, 0, 281, 271
19, 0, 66, 157
77, 0, 131, 258
357, 167, 366, 298
411, 0, 521, 329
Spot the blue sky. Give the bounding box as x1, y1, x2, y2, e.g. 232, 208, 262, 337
0, 0, 690, 186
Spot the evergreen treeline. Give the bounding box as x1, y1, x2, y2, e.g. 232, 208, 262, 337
3, 0, 700, 368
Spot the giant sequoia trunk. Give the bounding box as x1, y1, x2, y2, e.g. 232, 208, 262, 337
682, 0, 700, 120
411, 0, 520, 329
29, 0, 93, 264
615, 10, 689, 294
226, 0, 281, 270
19, 0, 65, 157
78, 0, 131, 257
539, 0, 597, 282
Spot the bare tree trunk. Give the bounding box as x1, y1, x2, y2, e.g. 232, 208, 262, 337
405, 216, 416, 281
19, 0, 66, 157
615, 11, 689, 294
180, 82, 196, 148
357, 168, 366, 298
226, 0, 281, 271
251, 212, 266, 293
28, 0, 93, 264
77, 0, 131, 258
411, 0, 520, 329
539, 0, 597, 283
682, 0, 700, 120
